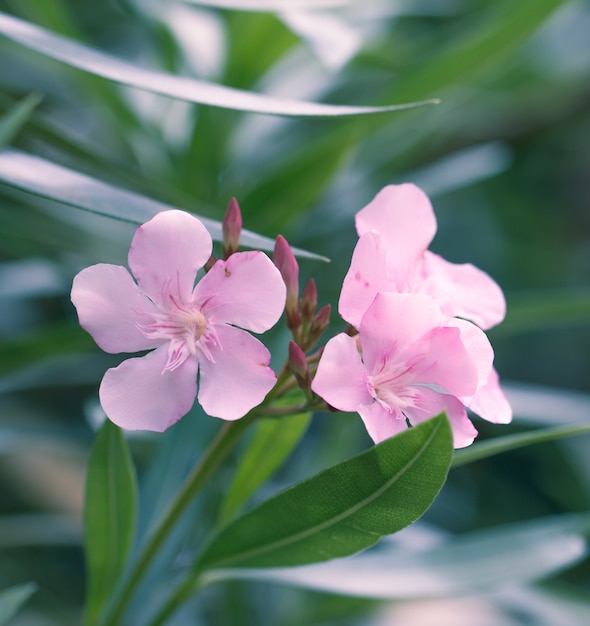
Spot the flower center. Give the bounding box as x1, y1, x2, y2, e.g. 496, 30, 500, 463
138, 295, 211, 372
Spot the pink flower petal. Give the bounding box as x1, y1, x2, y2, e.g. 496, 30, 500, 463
469, 368, 512, 424
404, 387, 478, 449
311, 333, 372, 412
128, 210, 212, 306
338, 232, 391, 328
407, 326, 479, 398
359, 293, 445, 374
421, 251, 506, 330
193, 251, 286, 333
355, 184, 437, 271
99, 346, 198, 432
71, 264, 163, 354
197, 324, 277, 420
357, 401, 407, 444
447, 319, 495, 400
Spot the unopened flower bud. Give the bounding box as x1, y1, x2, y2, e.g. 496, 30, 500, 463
273, 235, 301, 330
308, 304, 331, 344
222, 197, 242, 258
300, 278, 317, 323
288, 340, 311, 390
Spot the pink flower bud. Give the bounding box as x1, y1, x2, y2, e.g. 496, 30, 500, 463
222, 197, 243, 258
288, 340, 311, 390
308, 304, 331, 344
273, 235, 301, 330
300, 278, 317, 322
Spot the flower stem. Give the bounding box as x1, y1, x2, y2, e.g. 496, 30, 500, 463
101, 415, 254, 626
145, 572, 202, 626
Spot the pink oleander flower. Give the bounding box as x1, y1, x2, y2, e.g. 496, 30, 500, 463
339, 184, 506, 330
337, 183, 512, 427
312, 292, 496, 448
71, 210, 286, 432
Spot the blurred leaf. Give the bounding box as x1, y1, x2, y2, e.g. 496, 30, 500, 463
0, 92, 42, 148
452, 422, 590, 468
496, 290, 590, 335
0, 12, 436, 118
219, 412, 311, 524
0, 582, 37, 625
0, 323, 94, 377
0, 149, 326, 258
185, 0, 348, 10
196, 414, 452, 570
390, 0, 570, 103
206, 514, 590, 597
84, 420, 138, 626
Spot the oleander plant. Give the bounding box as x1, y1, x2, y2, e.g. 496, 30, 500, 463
1, 1, 590, 625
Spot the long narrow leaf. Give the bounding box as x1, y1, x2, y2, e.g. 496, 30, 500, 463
205, 515, 590, 597
0, 92, 42, 148
84, 420, 138, 626
0, 12, 436, 118
197, 414, 452, 570
0, 149, 325, 258
185, 0, 348, 10
219, 412, 311, 524
452, 423, 590, 468
0, 583, 37, 625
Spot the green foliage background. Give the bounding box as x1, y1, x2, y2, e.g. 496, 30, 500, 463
1, 0, 589, 623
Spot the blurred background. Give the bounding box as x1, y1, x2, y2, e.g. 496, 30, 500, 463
1, 0, 589, 624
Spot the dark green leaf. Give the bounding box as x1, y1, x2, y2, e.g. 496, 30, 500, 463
84, 420, 138, 626
0, 12, 436, 118
206, 514, 590, 597
219, 412, 311, 524
0, 582, 37, 625
452, 423, 590, 468
0, 149, 326, 259
0, 92, 42, 148
197, 414, 452, 570
496, 290, 590, 336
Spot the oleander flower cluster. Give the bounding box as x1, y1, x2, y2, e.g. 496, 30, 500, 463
311, 184, 512, 448
71, 185, 511, 448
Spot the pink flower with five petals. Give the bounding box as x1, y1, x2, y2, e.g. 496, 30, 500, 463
312, 293, 491, 448
339, 184, 506, 330
71, 210, 286, 431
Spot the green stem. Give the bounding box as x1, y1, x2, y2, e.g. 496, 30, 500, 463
101, 416, 254, 626
146, 573, 203, 626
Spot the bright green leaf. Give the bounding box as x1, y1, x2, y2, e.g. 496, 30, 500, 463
196, 414, 452, 570
0, 92, 42, 148
205, 514, 590, 597
452, 423, 590, 468
0, 149, 326, 259
84, 420, 138, 626
219, 412, 311, 524
0, 12, 436, 118
0, 582, 37, 625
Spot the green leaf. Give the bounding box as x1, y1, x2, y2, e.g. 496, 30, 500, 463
219, 412, 312, 524
84, 420, 138, 626
0, 582, 37, 625
0, 149, 326, 259
0, 92, 42, 148
495, 290, 590, 336
389, 0, 569, 103
196, 414, 452, 570
0, 12, 436, 118
205, 514, 590, 597
185, 0, 349, 10
452, 423, 590, 468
